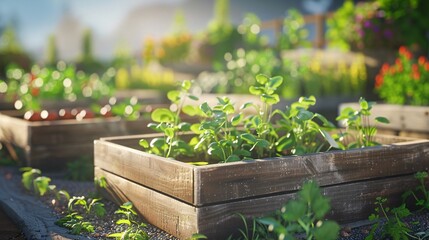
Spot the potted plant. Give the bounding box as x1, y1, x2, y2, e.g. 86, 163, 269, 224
340, 46, 429, 138
94, 75, 429, 239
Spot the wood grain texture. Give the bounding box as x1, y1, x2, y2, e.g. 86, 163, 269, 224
0, 111, 156, 169
96, 167, 422, 239
95, 168, 197, 239
339, 103, 429, 134
94, 139, 195, 203
96, 134, 429, 206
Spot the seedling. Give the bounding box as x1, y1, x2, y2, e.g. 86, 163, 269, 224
68, 196, 106, 218
140, 79, 199, 159
365, 197, 412, 240
336, 97, 389, 149
108, 202, 149, 240
403, 171, 429, 211
56, 212, 95, 235
20, 167, 55, 196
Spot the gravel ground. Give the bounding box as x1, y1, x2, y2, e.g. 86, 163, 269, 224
2, 166, 429, 240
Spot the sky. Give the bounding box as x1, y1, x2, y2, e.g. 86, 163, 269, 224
0, 0, 340, 60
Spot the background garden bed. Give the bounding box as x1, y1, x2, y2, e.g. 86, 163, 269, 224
0, 110, 156, 170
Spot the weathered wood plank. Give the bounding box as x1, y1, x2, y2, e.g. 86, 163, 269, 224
94, 140, 195, 203
95, 168, 197, 239
195, 138, 429, 205
96, 167, 422, 239
0, 111, 157, 169
96, 134, 429, 205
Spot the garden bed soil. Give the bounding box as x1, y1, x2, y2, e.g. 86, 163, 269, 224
94, 133, 429, 239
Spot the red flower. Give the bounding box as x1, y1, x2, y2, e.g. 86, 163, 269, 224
399, 46, 407, 55
375, 74, 383, 88
31, 88, 40, 96
381, 63, 390, 74
398, 46, 412, 59
389, 67, 396, 74
395, 58, 402, 66
418, 56, 427, 65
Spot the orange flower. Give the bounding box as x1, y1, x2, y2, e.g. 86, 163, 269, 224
389, 67, 396, 74
418, 56, 427, 65
425, 62, 429, 71
399, 46, 412, 59
399, 46, 407, 55
375, 74, 383, 88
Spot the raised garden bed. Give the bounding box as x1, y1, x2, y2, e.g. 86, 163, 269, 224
339, 103, 429, 139
94, 133, 429, 239
0, 110, 156, 169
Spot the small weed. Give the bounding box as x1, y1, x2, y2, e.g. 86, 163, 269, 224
108, 202, 149, 240
56, 212, 94, 235
68, 196, 106, 218
20, 167, 55, 196
403, 171, 429, 210
365, 197, 413, 240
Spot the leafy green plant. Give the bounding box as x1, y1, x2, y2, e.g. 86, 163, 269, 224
139, 80, 199, 159
193, 96, 248, 163
258, 180, 340, 240
365, 197, 413, 240
68, 196, 106, 218
56, 212, 95, 235
108, 202, 149, 240
335, 97, 389, 149
20, 167, 55, 196
403, 171, 429, 210
274, 96, 338, 155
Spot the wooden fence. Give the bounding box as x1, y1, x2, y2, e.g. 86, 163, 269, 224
260, 12, 334, 48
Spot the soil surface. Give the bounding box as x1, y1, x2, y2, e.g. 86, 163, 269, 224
1, 166, 428, 240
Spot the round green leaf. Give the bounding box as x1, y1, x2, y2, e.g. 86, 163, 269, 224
151, 108, 175, 123
249, 86, 264, 95
268, 76, 283, 89
139, 139, 149, 148
255, 74, 269, 84
375, 116, 389, 124
167, 90, 180, 103
181, 79, 192, 90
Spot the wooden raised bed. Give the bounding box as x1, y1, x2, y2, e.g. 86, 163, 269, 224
0, 110, 154, 169
339, 103, 429, 139
94, 134, 429, 239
